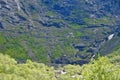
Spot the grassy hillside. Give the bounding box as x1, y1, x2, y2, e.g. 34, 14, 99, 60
108, 47, 120, 65
0, 53, 120, 80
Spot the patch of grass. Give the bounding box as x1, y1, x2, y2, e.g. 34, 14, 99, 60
46, 11, 55, 17
84, 17, 114, 25
51, 45, 63, 59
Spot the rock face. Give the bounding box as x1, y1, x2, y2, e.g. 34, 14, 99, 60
0, 22, 4, 29
0, 0, 120, 64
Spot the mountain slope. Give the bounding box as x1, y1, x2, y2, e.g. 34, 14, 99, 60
0, 0, 120, 64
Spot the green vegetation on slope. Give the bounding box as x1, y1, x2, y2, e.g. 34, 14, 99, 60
84, 17, 114, 25
0, 33, 30, 61
0, 31, 79, 63
108, 47, 120, 65
0, 53, 120, 80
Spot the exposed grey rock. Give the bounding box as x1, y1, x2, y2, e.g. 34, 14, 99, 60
0, 22, 4, 29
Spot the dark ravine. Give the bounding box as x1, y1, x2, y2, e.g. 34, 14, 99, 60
0, 0, 120, 65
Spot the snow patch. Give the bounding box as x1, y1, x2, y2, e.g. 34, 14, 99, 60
108, 34, 114, 40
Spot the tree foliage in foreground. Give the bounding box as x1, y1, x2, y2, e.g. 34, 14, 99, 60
0, 53, 120, 80
0, 53, 56, 80
57, 57, 120, 80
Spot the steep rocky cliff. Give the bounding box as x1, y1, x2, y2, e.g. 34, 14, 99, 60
0, 0, 120, 64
